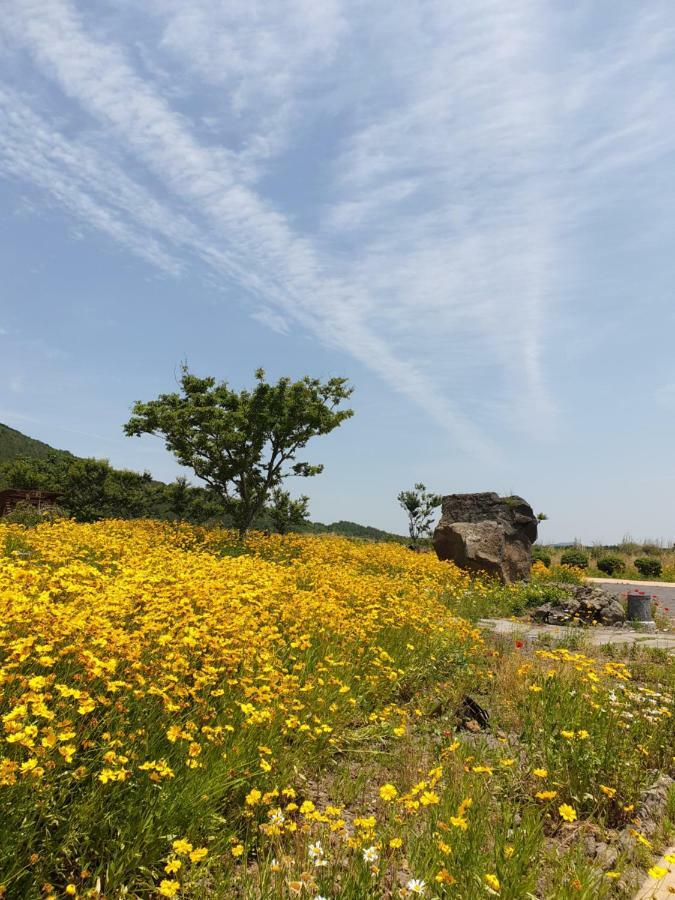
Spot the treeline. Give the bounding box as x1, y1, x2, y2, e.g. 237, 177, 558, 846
0, 454, 407, 540
0, 454, 226, 525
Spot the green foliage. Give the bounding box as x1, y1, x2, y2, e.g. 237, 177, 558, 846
268, 489, 310, 535
596, 554, 626, 576
124, 366, 353, 536
397, 483, 441, 547
302, 520, 406, 542
0, 422, 72, 463
1, 500, 45, 527
634, 556, 662, 578
531, 546, 551, 567
641, 543, 662, 556
560, 549, 589, 569
0, 454, 221, 525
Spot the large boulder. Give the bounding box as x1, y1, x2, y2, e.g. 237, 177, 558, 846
433, 492, 538, 582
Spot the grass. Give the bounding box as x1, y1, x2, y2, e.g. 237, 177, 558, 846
0, 520, 672, 899
536, 542, 675, 583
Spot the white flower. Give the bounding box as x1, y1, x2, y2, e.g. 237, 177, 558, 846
362, 845, 379, 863
269, 808, 285, 825
406, 878, 426, 894
308, 841, 324, 859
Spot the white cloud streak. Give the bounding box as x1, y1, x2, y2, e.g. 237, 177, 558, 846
1, 0, 674, 456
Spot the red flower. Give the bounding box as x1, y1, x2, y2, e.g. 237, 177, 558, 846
515, 640, 524, 649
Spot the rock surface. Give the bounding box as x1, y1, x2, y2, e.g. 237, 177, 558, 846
433, 492, 538, 583
532, 584, 626, 626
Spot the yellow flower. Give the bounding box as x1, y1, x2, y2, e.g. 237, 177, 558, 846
600, 785, 616, 798
379, 783, 398, 801
171, 839, 193, 856
605, 871, 621, 879
189, 848, 208, 863
158, 880, 181, 897
533, 768, 548, 778
499, 758, 515, 767
65, 887, 77, 897
231, 844, 244, 858
535, 790, 557, 800
558, 804, 577, 822
420, 790, 439, 806
504, 846, 515, 859
389, 837, 403, 849
245, 789, 262, 806
484, 873, 500, 892
648, 865, 668, 880
664, 854, 675, 864
435, 868, 456, 885
164, 858, 182, 874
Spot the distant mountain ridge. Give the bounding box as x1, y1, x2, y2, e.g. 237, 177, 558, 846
0, 422, 405, 540
0, 423, 72, 463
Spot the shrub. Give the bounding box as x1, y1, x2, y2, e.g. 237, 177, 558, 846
596, 555, 626, 576
2, 500, 45, 527
634, 557, 662, 578
641, 543, 662, 556
560, 549, 589, 569
532, 547, 551, 567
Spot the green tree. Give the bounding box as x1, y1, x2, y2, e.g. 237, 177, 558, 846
123, 366, 353, 536
268, 489, 310, 534
397, 483, 441, 547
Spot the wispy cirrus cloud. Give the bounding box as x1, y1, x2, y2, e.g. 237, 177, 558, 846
1, 0, 674, 457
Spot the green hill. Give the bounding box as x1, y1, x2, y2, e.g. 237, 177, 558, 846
0, 423, 72, 463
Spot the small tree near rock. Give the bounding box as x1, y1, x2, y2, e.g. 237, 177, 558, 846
397, 483, 441, 548
269, 489, 310, 535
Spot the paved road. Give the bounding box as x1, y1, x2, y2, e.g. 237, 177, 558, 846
588, 578, 675, 621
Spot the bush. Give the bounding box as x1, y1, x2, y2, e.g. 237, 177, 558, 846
560, 549, 589, 569
634, 557, 662, 578
596, 555, 626, 576
641, 543, 662, 556
2, 500, 45, 527
531, 547, 551, 567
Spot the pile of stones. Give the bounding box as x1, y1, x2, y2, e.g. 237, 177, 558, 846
531, 584, 625, 626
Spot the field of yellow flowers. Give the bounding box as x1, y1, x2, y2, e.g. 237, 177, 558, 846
0, 520, 673, 899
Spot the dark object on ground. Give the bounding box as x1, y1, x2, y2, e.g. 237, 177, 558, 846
626, 592, 655, 628
457, 695, 490, 730
634, 557, 663, 578
532, 584, 625, 626
433, 492, 538, 583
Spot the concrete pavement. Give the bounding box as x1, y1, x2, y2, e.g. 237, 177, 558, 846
478, 618, 675, 654
588, 578, 675, 622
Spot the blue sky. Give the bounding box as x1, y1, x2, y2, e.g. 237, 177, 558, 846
1, 0, 675, 543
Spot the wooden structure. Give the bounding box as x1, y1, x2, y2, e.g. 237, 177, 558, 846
0, 489, 60, 517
